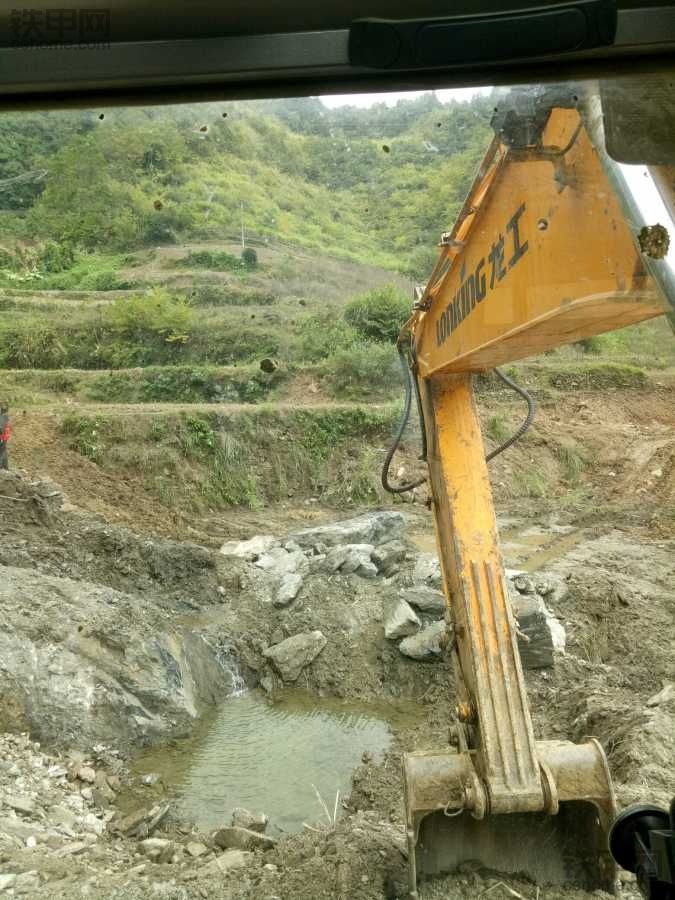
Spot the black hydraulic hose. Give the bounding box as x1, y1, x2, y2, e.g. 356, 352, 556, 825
410, 341, 428, 463
381, 356, 535, 494
485, 368, 536, 462
381, 343, 427, 495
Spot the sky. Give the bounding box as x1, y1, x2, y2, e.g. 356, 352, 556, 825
319, 87, 489, 108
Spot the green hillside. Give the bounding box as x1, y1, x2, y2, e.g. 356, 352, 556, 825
0, 94, 492, 276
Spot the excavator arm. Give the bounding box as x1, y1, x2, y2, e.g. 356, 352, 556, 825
402, 87, 673, 898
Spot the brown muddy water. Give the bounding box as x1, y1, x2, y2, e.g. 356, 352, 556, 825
410, 523, 585, 573
131, 689, 418, 836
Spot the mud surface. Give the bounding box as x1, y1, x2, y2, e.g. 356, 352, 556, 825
0, 456, 673, 898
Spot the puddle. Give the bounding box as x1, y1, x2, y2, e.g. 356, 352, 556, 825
130, 689, 416, 835
501, 527, 584, 572
409, 531, 437, 554
411, 524, 585, 573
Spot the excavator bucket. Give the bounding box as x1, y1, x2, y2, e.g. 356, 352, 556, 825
403, 740, 617, 897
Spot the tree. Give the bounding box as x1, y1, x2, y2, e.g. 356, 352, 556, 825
241, 247, 258, 268
28, 136, 140, 250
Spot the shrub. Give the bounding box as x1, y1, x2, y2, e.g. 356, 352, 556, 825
105, 288, 192, 345
39, 253, 133, 291
575, 336, 604, 355
344, 283, 412, 343
322, 342, 401, 399
38, 241, 75, 274
299, 312, 358, 362
174, 249, 242, 272
188, 283, 276, 307
241, 247, 258, 268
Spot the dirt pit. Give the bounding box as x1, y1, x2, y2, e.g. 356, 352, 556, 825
0, 468, 672, 900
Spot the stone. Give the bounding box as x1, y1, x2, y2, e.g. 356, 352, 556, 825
219, 535, 277, 560
6, 795, 35, 816
263, 631, 327, 682
646, 682, 674, 707
255, 547, 305, 575
14, 872, 39, 895
213, 826, 276, 852
0, 816, 37, 841
93, 783, 116, 807
142, 773, 160, 786
273, 572, 303, 608
513, 574, 536, 594
231, 807, 269, 833
340, 544, 376, 577
76, 765, 97, 783
371, 540, 408, 575
51, 805, 77, 827
402, 586, 446, 614
55, 841, 88, 856
139, 837, 174, 863
383, 597, 420, 640
82, 812, 105, 835
534, 578, 554, 596
320, 546, 349, 573
210, 849, 252, 874
399, 621, 448, 660
412, 553, 442, 589
511, 593, 566, 668
116, 802, 170, 837
0, 875, 16, 891
186, 841, 209, 858
289, 511, 405, 549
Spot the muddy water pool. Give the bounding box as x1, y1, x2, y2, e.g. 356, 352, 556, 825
410, 522, 585, 572
131, 689, 418, 835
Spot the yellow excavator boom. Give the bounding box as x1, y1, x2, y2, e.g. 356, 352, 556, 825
402, 88, 672, 897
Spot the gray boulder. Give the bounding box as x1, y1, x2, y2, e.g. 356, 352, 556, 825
213, 826, 276, 852
273, 572, 303, 608
383, 597, 420, 640
219, 535, 277, 560
315, 544, 377, 578
402, 586, 446, 614
341, 544, 377, 577
513, 574, 536, 594
289, 511, 405, 549
412, 553, 442, 590
0, 565, 235, 749
254, 547, 305, 575
372, 540, 407, 576
399, 620, 447, 660
263, 631, 327, 682
232, 807, 269, 833
510, 593, 566, 668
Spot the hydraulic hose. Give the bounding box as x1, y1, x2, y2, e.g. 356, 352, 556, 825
381, 356, 536, 494
485, 368, 536, 461
381, 343, 427, 495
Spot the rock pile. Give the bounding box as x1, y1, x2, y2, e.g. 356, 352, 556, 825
220, 511, 409, 611
0, 733, 116, 891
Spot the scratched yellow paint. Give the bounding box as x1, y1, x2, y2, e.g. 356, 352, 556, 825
414, 108, 663, 376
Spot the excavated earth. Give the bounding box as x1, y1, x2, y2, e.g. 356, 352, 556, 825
0, 465, 673, 900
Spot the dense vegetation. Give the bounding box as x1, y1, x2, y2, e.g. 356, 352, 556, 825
0, 93, 492, 276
